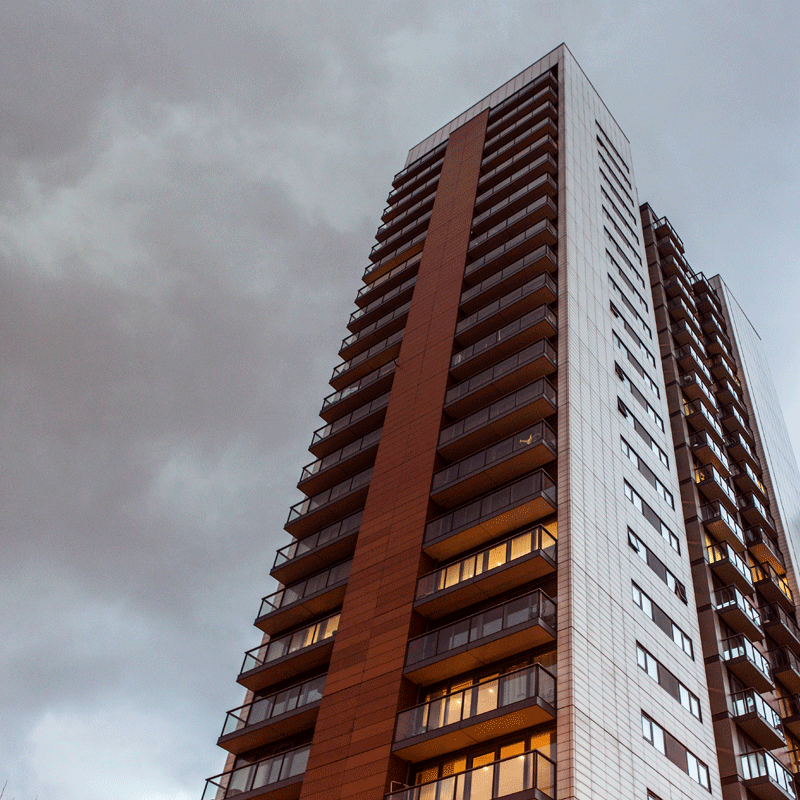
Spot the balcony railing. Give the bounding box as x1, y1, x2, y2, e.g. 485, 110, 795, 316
751, 560, 793, 608
395, 663, 555, 742
683, 398, 724, 440
320, 362, 396, 418
731, 461, 767, 497
340, 300, 411, 355
358, 251, 421, 300
241, 613, 340, 675
311, 391, 390, 449
350, 275, 416, 327
221, 674, 326, 738
330, 328, 404, 385
406, 589, 556, 668
386, 749, 556, 800
286, 467, 372, 525
258, 559, 351, 618
202, 743, 310, 800
472, 172, 556, 231
731, 689, 783, 732
689, 430, 730, 473
299, 427, 382, 487
695, 464, 737, 507
701, 501, 745, 547
716, 585, 762, 635
272, 510, 361, 577
707, 541, 752, 594
416, 525, 557, 601
740, 749, 796, 799
722, 634, 772, 691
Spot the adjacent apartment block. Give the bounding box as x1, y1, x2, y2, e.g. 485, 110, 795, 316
203, 44, 800, 800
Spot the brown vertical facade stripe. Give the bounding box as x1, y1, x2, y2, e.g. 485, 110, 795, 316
299, 110, 490, 800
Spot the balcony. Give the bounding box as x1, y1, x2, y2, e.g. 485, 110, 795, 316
383, 171, 441, 223
462, 220, 558, 287
330, 328, 404, 390
654, 216, 685, 254
761, 604, 800, 651
726, 431, 760, 468
430, 421, 557, 506
731, 689, 785, 750
707, 541, 752, 594
721, 403, 754, 440
390, 143, 445, 191
483, 117, 558, 173
218, 675, 325, 755
271, 510, 361, 586
778, 694, 800, 741
704, 328, 733, 358
319, 360, 396, 423
715, 586, 763, 641
472, 169, 557, 236
675, 343, 711, 382
473, 159, 557, 220
485, 81, 558, 141
477, 144, 557, 199
376, 191, 436, 242
693, 274, 722, 312
721, 634, 773, 693
404, 589, 556, 684
386, 749, 556, 800
443, 342, 557, 419
424, 470, 558, 561
439, 378, 557, 462
772, 647, 800, 694
202, 743, 310, 800
285, 467, 371, 538
683, 399, 724, 442
739, 750, 796, 800
415, 525, 557, 618
393, 664, 556, 761
369, 209, 432, 263
667, 296, 701, 329
678, 372, 717, 412
701, 303, 727, 337
745, 527, 785, 573
670, 319, 705, 353
364, 232, 426, 283
732, 461, 768, 500
714, 376, 742, 406
310, 390, 390, 458
689, 430, 730, 475
298, 427, 381, 497
349, 274, 416, 333
460, 247, 557, 315
710, 352, 739, 385
695, 464, 738, 509
455, 276, 558, 348
740, 494, 777, 535
238, 613, 340, 692
256, 559, 351, 635
450, 304, 557, 380
468, 197, 558, 262
751, 561, 793, 612
701, 502, 745, 552
660, 252, 690, 279
663, 271, 695, 307
357, 251, 421, 306
339, 300, 410, 361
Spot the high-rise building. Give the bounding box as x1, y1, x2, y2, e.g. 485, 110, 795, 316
203, 44, 800, 800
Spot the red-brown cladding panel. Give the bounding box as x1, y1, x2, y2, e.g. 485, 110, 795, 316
299, 111, 490, 800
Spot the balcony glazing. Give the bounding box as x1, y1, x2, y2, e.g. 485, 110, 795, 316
721, 634, 773, 693
740, 749, 796, 800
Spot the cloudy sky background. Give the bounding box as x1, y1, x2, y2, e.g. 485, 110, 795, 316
1, 2, 798, 798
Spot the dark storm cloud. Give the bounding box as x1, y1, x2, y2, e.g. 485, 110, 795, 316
0, 1, 797, 798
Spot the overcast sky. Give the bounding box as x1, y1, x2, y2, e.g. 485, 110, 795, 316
1, 2, 798, 798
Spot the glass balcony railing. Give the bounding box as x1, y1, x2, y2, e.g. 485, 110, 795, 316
740, 750, 796, 798
350, 275, 416, 326
450, 305, 557, 372
695, 464, 737, 506
416, 525, 556, 601
701, 502, 744, 545
312, 391, 391, 447
221, 675, 326, 738
376, 190, 436, 240
707, 541, 750, 581
439, 378, 557, 451
300, 427, 382, 484
331, 328, 404, 383
424, 470, 557, 546
716, 585, 761, 629
464, 221, 557, 284
406, 589, 556, 667
731, 689, 783, 731
484, 100, 556, 158
388, 150, 444, 197
202, 743, 310, 800
443, 344, 557, 410
469, 197, 556, 254
358, 251, 421, 300
286, 467, 372, 525
731, 461, 767, 494
772, 646, 800, 677
273, 511, 361, 572
370, 209, 432, 259
387, 749, 556, 800
654, 216, 685, 252
740, 494, 777, 530
258, 560, 352, 618
726, 431, 758, 463
689, 431, 729, 472
431, 421, 556, 496
472, 171, 556, 230
340, 300, 411, 353
320, 362, 396, 415
760, 603, 800, 642
751, 561, 793, 604
721, 634, 771, 678
241, 613, 340, 675
486, 78, 557, 137
683, 398, 724, 439
476, 145, 556, 199
473, 158, 556, 217
395, 663, 555, 742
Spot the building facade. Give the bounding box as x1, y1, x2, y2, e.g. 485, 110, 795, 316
203, 45, 800, 800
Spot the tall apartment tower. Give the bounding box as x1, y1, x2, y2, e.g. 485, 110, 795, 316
203, 45, 800, 800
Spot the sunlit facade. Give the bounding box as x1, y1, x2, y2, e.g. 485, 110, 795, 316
204, 44, 800, 800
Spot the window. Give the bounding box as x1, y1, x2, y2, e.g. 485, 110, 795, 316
624, 481, 680, 553
613, 333, 659, 396
616, 364, 664, 432
606, 228, 645, 285
641, 714, 710, 790
608, 276, 651, 337
628, 530, 686, 602
618, 400, 668, 467
621, 438, 674, 509
636, 643, 700, 718
611, 304, 656, 366
632, 583, 693, 658
608, 251, 648, 310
